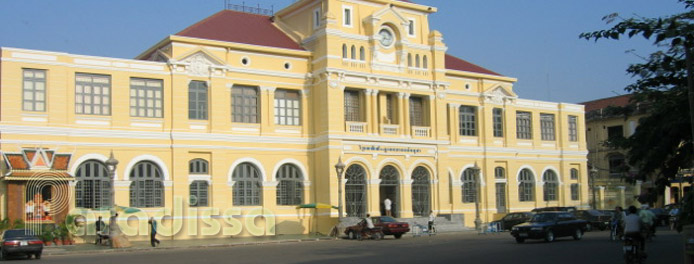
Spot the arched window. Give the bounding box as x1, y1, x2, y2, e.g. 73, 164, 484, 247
75, 160, 111, 209
519, 169, 535, 202
129, 161, 164, 208
408, 54, 412, 67
189, 159, 208, 174
415, 54, 420, 68
342, 44, 348, 59
609, 154, 626, 178
412, 166, 431, 216
351, 45, 356, 60
359, 47, 365, 61
543, 170, 559, 201
462, 168, 477, 203
232, 163, 263, 206
423, 56, 428, 69
276, 164, 303, 205
189, 180, 209, 207
345, 164, 367, 217
380, 165, 399, 217
570, 168, 579, 180
495, 167, 506, 179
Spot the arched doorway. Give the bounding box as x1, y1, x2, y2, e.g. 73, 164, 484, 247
411, 166, 431, 217
379, 165, 399, 217
345, 164, 367, 217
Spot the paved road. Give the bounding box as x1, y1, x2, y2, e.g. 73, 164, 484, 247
27, 228, 684, 264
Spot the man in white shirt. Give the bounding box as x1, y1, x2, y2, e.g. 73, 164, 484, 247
428, 210, 436, 232
624, 206, 645, 252
384, 198, 392, 217
363, 213, 375, 232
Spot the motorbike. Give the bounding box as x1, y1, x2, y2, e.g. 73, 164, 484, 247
623, 235, 645, 264
670, 215, 678, 231
359, 226, 384, 240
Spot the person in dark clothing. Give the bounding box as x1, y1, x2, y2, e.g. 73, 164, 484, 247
95, 216, 105, 245
148, 217, 160, 247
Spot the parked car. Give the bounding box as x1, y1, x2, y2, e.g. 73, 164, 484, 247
371, 216, 410, 239
531, 207, 577, 213
511, 212, 587, 243
490, 212, 533, 231
344, 216, 410, 239
0, 229, 43, 260
572, 210, 611, 231
649, 208, 669, 226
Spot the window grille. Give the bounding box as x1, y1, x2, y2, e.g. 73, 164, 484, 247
76, 73, 111, 115
23, 69, 47, 112
276, 164, 303, 205
75, 160, 111, 208
232, 163, 262, 206
411, 167, 431, 217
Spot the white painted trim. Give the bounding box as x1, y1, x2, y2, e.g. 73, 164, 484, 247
342, 5, 354, 28
227, 157, 267, 183
188, 174, 211, 184
375, 158, 406, 178
70, 153, 110, 178
407, 159, 437, 181
270, 158, 309, 183
515, 165, 538, 184
344, 156, 375, 180
540, 166, 562, 185
123, 154, 171, 181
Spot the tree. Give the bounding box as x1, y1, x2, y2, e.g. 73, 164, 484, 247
580, 0, 694, 202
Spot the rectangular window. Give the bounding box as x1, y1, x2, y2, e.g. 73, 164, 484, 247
493, 108, 503, 137
386, 94, 395, 124
409, 97, 424, 126
314, 8, 321, 28
23, 69, 46, 112
129, 78, 163, 118
568, 115, 578, 142
571, 184, 580, 201
459, 105, 477, 136
274, 89, 301, 126
344, 90, 361, 122
540, 113, 555, 141
571, 168, 579, 180
343, 6, 352, 26
76, 73, 111, 116
607, 125, 624, 141
516, 111, 532, 139
408, 19, 415, 36
188, 81, 208, 120
231, 85, 259, 123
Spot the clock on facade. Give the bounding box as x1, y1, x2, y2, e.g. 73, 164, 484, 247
378, 28, 394, 47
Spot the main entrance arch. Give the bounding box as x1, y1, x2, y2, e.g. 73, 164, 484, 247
345, 164, 367, 217
379, 165, 399, 217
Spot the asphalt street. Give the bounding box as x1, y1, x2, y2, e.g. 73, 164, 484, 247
20, 228, 684, 264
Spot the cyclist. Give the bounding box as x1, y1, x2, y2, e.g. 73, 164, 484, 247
624, 206, 646, 256
611, 206, 625, 240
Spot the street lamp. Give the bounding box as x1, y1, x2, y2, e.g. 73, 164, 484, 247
590, 165, 599, 210
334, 157, 345, 221
471, 162, 482, 231
104, 151, 119, 207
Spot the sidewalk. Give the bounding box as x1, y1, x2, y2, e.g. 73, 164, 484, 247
42, 234, 337, 256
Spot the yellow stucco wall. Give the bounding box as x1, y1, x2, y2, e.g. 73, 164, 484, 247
0, 0, 588, 240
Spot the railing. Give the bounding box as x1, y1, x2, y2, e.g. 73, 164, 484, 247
382, 124, 399, 135
412, 126, 431, 137
225, 1, 274, 15
346, 122, 367, 133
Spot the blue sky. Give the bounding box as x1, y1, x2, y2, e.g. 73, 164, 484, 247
0, 0, 685, 103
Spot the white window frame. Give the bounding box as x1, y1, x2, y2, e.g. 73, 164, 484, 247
407, 18, 416, 37
343, 5, 353, 28
313, 8, 321, 29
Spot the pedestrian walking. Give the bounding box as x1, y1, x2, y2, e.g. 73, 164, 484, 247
95, 216, 105, 245
148, 217, 160, 247
428, 210, 435, 232
384, 198, 392, 217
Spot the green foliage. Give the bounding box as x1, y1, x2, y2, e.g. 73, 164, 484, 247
0, 219, 10, 232
11, 219, 25, 229
678, 190, 694, 232
580, 0, 694, 187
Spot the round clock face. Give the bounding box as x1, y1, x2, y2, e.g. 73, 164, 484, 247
379, 28, 394, 47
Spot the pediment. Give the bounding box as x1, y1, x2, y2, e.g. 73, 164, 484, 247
371, 5, 409, 25
172, 48, 226, 77
483, 85, 518, 104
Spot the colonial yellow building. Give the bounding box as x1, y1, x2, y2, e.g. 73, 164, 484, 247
0, 0, 588, 240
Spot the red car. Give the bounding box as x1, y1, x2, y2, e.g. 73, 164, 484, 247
372, 216, 410, 239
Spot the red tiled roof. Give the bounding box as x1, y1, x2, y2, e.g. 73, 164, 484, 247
52, 155, 71, 171
176, 10, 303, 51
445, 54, 501, 76
580, 94, 632, 112
6, 154, 28, 170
